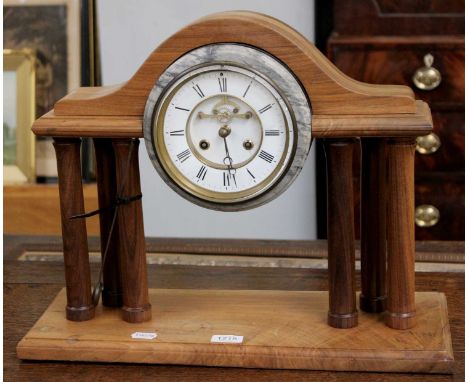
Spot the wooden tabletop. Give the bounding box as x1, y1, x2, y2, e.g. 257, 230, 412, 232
4, 236, 464, 382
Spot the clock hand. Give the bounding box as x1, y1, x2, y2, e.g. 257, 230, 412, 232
219, 125, 237, 186
197, 111, 218, 119
197, 111, 252, 120
222, 137, 237, 181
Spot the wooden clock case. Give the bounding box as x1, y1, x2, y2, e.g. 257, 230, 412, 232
17, 12, 453, 373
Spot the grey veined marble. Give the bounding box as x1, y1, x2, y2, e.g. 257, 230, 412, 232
143, 43, 312, 211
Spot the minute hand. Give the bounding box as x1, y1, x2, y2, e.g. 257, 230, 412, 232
222, 137, 237, 186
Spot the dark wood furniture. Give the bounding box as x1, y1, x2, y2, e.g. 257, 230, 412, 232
317, 0, 465, 240
4, 236, 465, 381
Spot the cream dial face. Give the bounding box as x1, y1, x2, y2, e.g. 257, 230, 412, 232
152, 64, 296, 204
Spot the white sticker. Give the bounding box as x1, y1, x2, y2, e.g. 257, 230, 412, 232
210, 334, 244, 344
131, 332, 158, 340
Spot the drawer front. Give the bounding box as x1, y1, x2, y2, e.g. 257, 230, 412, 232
415, 112, 464, 172
352, 172, 464, 240
330, 42, 464, 109
415, 174, 464, 240
333, 0, 464, 36
374, 0, 464, 14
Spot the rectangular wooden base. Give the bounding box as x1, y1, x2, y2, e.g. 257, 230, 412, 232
17, 289, 454, 373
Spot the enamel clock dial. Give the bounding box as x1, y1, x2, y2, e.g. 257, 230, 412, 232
144, 44, 311, 211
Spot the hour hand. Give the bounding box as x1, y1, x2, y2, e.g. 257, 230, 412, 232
197, 111, 218, 119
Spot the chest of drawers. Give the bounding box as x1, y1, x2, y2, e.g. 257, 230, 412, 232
318, 0, 465, 240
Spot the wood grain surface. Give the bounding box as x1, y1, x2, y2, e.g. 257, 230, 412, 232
332, 0, 464, 36
385, 138, 417, 329
324, 140, 357, 328
32, 101, 432, 138
17, 289, 453, 373
53, 11, 416, 117
4, 236, 465, 382
30, 11, 433, 139
113, 139, 151, 323
3, 184, 100, 236
328, 37, 464, 111
53, 138, 94, 321
324, 5, 464, 244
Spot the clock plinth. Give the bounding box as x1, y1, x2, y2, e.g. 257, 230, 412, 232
17, 288, 454, 373
21, 11, 453, 373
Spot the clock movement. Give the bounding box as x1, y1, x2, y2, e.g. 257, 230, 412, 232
17, 11, 453, 374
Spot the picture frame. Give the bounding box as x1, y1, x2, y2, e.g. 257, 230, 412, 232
3, 0, 81, 180
3, 0, 81, 95
3, 49, 36, 183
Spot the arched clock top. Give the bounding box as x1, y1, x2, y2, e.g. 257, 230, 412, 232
32, 11, 432, 138
55, 11, 416, 117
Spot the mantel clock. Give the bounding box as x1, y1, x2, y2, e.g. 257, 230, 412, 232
17, 11, 454, 374
144, 44, 311, 210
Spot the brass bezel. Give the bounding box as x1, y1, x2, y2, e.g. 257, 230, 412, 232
151, 64, 296, 204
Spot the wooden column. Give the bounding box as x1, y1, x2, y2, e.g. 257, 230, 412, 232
324, 139, 358, 329
94, 138, 123, 307
360, 138, 387, 313
385, 138, 416, 329
53, 138, 95, 321
113, 139, 151, 323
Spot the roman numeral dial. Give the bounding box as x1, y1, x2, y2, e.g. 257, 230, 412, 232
169, 130, 184, 136
152, 63, 296, 207
192, 84, 205, 98
265, 129, 280, 136
176, 149, 191, 162
258, 104, 273, 114
259, 150, 275, 163
218, 76, 227, 92
196, 165, 208, 181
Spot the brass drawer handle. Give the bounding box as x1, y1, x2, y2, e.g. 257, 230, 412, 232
415, 205, 440, 227
416, 133, 441, 154
412, 54, 442, 91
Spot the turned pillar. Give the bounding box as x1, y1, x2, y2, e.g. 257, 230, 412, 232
93, 138, 123, 307
385, 137, 416, 329
53, 138, 95, 321
113, 139, 151, 323
324, 139, 358, 329
360, 138, 387, 313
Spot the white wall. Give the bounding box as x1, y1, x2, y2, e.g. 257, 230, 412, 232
97, 0, 317, 239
